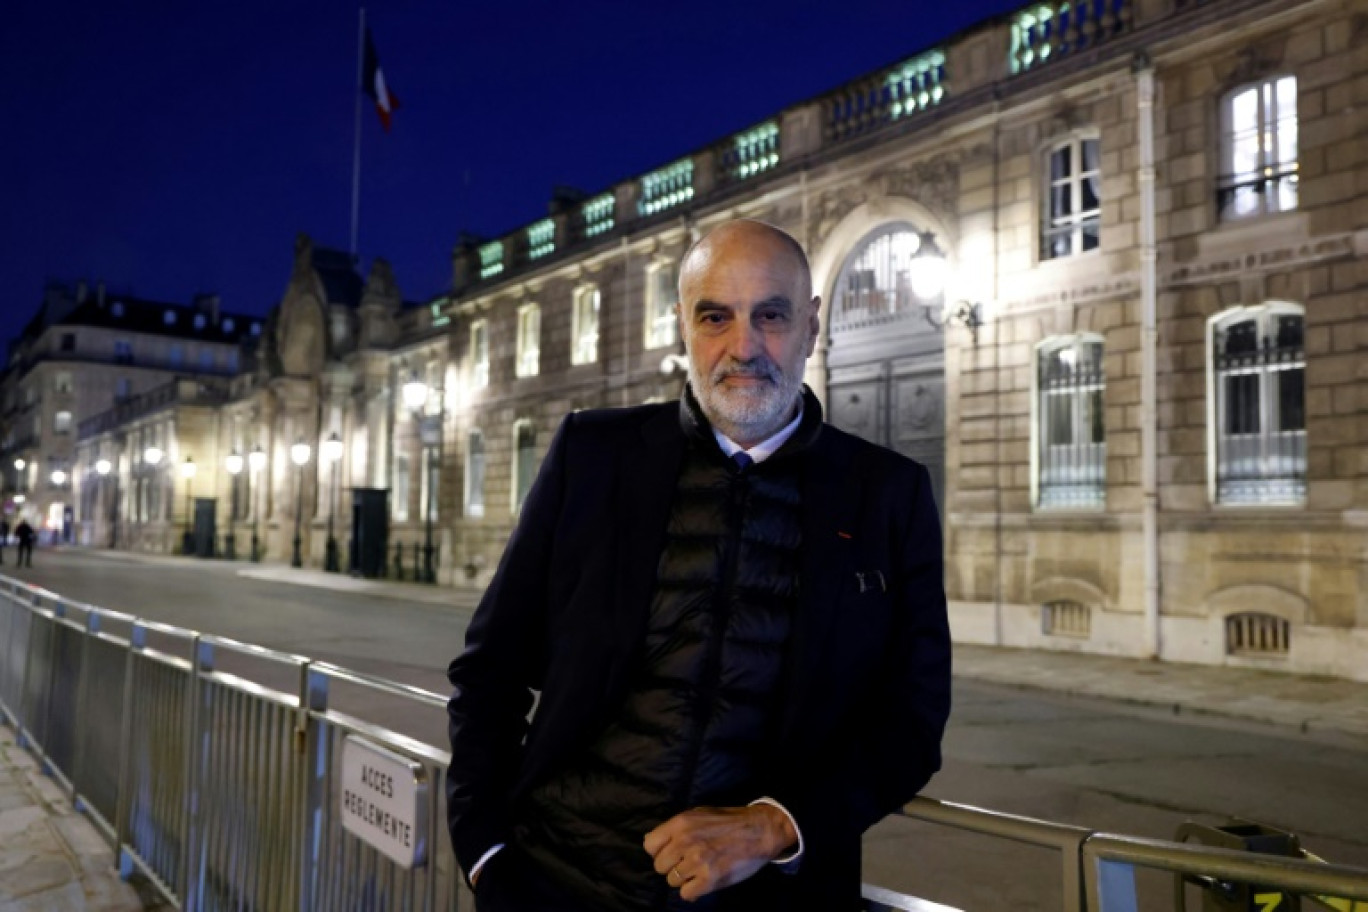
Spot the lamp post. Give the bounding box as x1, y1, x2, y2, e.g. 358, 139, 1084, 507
180, 456, 196, 555
248, 444, 267, 562
401, 370, 442, 584
321, 432, 344, 572
13, 458, 26, 497
95, 458, 116, 548
225, 451, 244, 560
290, 440, 311, 568
143, 446, 162, 547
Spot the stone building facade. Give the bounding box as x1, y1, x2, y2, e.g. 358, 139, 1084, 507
46, 0, 1368, 680
1, 282, 260, 538
433, 0, 1368, 679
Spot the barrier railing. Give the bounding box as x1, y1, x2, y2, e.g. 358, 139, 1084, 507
2, 572, 1367, 912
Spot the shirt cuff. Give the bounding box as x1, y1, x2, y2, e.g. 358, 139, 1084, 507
469, 843, 504, 887
749, 797, 804, 871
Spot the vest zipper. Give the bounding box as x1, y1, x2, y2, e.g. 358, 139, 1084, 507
674, 470, 748, 811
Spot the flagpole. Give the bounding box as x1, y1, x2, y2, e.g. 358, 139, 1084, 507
350, 7, 365, 260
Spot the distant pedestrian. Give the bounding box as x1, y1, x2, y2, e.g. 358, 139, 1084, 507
0, 518, 8, 565
14, 520, 35, 568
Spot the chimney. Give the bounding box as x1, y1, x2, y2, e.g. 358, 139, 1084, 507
96, 281, 106, 307
76, 280, 88, 304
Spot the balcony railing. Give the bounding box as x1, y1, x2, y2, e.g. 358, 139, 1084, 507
1009, 0, 1132, 74
78, 378, 229, 440
452, 0, 1180, 292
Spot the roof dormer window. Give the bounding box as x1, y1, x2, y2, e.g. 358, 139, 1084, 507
193, 314, 206, 330
111, 302, 125, 317
250, 322, 262, 336
223, 317, 235, 333
164, 310, 177, 326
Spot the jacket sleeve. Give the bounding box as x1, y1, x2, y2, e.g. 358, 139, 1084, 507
445, 413, 573, 876
768, 461, 951, 867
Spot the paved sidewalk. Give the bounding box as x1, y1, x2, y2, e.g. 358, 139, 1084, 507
954, 644, 1368, 739
0, 726, 151, 911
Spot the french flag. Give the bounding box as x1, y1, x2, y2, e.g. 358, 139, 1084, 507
362, 28, 399, 131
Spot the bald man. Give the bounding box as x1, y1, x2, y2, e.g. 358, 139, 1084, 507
447, 219, 950, 911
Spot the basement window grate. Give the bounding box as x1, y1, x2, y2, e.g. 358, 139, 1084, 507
1042, 600, 1091, 638
1226, 612, 1290, 656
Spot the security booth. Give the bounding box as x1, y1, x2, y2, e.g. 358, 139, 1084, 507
349, 487, 389, 578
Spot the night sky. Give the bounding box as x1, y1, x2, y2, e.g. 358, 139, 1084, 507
2, 0, 1023, 343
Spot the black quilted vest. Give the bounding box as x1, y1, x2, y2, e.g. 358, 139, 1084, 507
516, 388, 823, 912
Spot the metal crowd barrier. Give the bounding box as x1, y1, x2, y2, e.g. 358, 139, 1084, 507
2, 572, 1367, 912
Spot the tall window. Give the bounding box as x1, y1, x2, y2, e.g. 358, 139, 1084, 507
393, 453, 411, 521
644, 261, 678, 349
54, 372, 73, 394
1036, 336, 1106, 508
169, 344, 184, 367
516, 304, 541, 378
512, 420, 537, 514
1219, 76, 1298, 221
470, 320, 489, 388
571, 286, 600, 365
1210, 304, 1305, 505
465, 429, 485, 518
54, 411, 73, 435
1042, 136, 1101, 260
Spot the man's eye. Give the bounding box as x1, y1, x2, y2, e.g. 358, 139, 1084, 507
700, 313, 725, 324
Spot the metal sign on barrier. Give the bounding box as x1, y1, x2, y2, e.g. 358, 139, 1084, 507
340, 734, 429, 869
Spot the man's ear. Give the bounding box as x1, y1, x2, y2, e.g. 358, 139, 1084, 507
805, 296, 821, 356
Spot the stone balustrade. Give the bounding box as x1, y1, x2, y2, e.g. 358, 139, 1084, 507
449, 0, 1196, 293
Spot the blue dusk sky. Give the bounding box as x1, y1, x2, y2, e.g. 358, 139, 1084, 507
0, 0, 1023, 343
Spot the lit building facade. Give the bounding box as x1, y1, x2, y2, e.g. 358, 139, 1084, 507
43, 0, 1368, 680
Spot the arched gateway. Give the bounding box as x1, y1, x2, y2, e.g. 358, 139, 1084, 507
823, 223, 947, 513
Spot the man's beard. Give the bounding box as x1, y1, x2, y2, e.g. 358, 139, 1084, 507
688, 354, 805, 442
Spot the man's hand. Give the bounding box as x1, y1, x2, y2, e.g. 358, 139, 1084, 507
643, 805, 797, 902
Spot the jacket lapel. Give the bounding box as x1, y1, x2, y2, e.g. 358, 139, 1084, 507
780, 430, 860, 741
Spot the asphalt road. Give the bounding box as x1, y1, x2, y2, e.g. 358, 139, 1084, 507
6, 549, 1366, 911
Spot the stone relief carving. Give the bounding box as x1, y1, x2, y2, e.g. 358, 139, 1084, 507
807, 185, 867, 248
1004, 274, 1140, 311
870, 153, 961, 223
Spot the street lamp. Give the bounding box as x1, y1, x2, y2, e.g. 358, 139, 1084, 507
402, 370, 442, 584
247, 444, 267, 562
144, 446, 163, 466
50, 469, 67, 486
290, 440, 311, 568
225, 450, 244, 560
910, 230, 985, 343
95, 458, 118, 549
321, 432, 344, 573
180, 456, 196, 555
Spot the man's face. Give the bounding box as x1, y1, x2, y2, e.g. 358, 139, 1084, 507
677, 228, 820, 447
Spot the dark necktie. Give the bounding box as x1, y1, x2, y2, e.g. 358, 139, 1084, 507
732, 451, 753, 471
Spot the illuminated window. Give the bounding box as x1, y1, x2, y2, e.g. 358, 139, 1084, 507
470, 320, 489, 388
1209, 303, 1305, 505
527, 219, 555, 260
644, 261, 678, 349
512, 420, 537, 514
516, 305, 541, 378
1036, 335, 1105, 509
54, 411, 73, 435
639, 159, 694, 216
581, 193, 615, 238
465, 429, 485, 518
571, 286, 600, 365
1218, 76, 1298, 221
479, 241, 504, 280
832, 226, 937, 328
1042, 135, 1101, 260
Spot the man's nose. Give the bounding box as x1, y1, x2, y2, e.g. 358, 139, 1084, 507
726, 320, 764, 360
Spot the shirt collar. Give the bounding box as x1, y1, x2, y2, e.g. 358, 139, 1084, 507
712, 404, 804, 466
